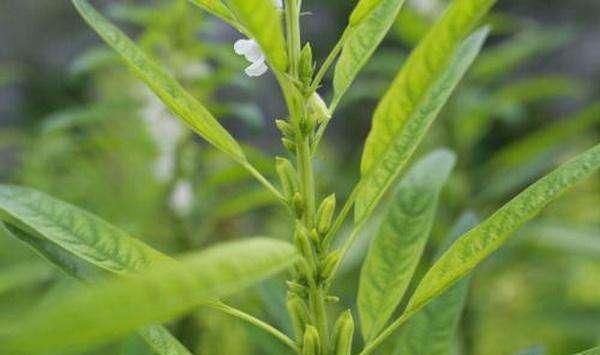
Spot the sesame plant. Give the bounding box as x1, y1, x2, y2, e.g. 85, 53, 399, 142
0, 0, 599, 355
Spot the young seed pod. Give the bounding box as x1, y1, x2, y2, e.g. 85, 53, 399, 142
299, 43, 314, 87
309, 228, 320, 243
320, 250, 341, 282
282, 138, 296, 153
276, 119, 295, 138
325, 295, 340, 303
295, 222, 315, 264
300, 113, 316, 136
302, 325, 321, 355
286, 280, 308, 296
286, 293, 310, 342
331, 310, 354, 355
276, 157, 298, 200
316, 193, 336, 235
307, 92, 331, 124
292, 192, 305, 218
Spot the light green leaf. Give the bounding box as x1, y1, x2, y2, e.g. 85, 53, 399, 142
391, 212, 478, 355
355, 26, 490, 222
357, 149, 456, 340
223, 0, 288, 71
0, 261, 53, 296
0, 185, 190, 355
187, 0, 238, 26
574, 346, 600, 355
1, 238, 297, 354
332, 0, 407, 109
71, 0, 246, 163
0, 185, 170, 274
406, 143, 600, 313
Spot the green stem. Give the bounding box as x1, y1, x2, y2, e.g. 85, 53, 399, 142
310, 29, 347, 92
242, 162, 286, 204
297, 136, 316, 226
286, 0, 302, 76
209, 301, 300, 354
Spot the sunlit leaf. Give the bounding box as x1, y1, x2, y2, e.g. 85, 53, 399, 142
573, 346, 600, 355
71, 0, 247, 164
332, 0, 407, 109
187, 0, 238, 27
406, 144, 600, 313
357, 149, 456, 340
223, 0, 288, 71
355, 26, 489, 222
390, 212, 479, 355
1, 238, 297, 354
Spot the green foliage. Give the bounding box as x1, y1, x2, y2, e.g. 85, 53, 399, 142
407, 143, 600, 313
355, 27, 489, 222
0, 237, 297, 354
357, 149, 455, 340
332, 0, 406, 109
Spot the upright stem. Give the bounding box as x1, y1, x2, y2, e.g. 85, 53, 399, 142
297, 136, 316, 226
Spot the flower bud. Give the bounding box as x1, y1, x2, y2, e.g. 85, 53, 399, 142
282, 138, 296, 153
276, 157, 298, 200
307, 92, 331, 124
320, 250, 341, 282
302, 325, 321, 355
331, 310, 354, 355
292, 192, 304, 218
276, 119, 294, 138
286, 280, 308, 296
286, 293, 310, 342
295, 222, 315, 265
316, 193, 336, 235
299, 43, 314, 87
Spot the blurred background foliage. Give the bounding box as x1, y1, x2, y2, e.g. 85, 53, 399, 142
0, 0, 598, 354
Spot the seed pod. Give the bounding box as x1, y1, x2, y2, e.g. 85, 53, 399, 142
282, 138, 296, 153
307, 92, 331, 124
276, 119, 295, 138
320, 250, 341, 282
286, 280, 308, 296
302, 325, 321, 355
300, 113, 316, 136
309, 228, 320, 243
316, 193, 336, 235
292, 192, 305, 218
286, 293, 310, 342
276, 157, 298, 199
299, 43, 314, 87
331, 310, 354, 355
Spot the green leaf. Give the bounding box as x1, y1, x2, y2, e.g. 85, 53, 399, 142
187, 0, 238, 26
390, 212, 479, 355
574, 346, 600, 355
223, 0, 288, 71
332, 0, 407, 109
71, 0, 246, 163
0, 261, 53, 296
0, 185, 170, 274
355, 26, 490, 223
357, 149, 456, 340
1, 238, 297, 354
0, 185, 190, 355
406, 144, 600, 314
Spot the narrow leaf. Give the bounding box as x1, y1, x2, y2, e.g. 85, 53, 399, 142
355, 27, 489, 222
187, 0, 238, 26
391, 212, 479, 355
1, 238, 297, 354
357, 149, 456, 340
0, 185, 190, 355
332, 0, 407, 109
71, 0, 246, 163
406, 144, 600, 313
223, 0, 288, 71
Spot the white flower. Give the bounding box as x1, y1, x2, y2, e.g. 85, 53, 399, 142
169, 180, 195, 216
233, 0, 283, 77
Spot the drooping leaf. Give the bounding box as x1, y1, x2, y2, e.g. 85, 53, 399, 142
357, 149, 456, 340
0, 185, 170, 274
406, 144, 600, 314
390, 212, 479, 355
355, 26, 490, 222
223, 0, 288, 71
0, 185, 190, 355
71, 0, 247, 164
0, 238, 297, 354
331, 0, 407, 109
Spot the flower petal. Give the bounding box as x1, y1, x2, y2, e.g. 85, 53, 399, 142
245, 60, 268, 77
